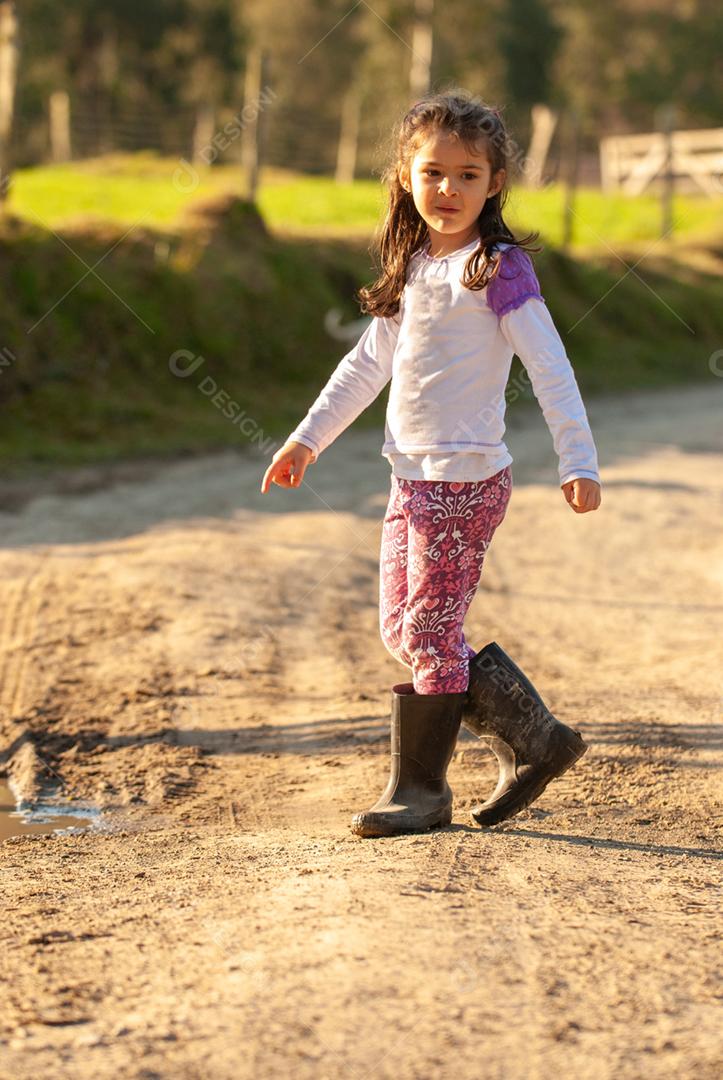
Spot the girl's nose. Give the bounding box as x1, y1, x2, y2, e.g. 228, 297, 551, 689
438, 177, 457, 196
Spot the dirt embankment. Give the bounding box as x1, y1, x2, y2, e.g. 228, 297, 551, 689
1, 381, 721, 1079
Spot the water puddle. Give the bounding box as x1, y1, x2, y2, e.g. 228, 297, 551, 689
0, 779, 99, 841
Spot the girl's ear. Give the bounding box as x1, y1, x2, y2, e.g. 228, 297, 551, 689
398, 167, 410, 193
488, 168, 506, 197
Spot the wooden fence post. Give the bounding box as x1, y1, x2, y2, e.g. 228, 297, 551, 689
49, 90, 72, 162
335, 82, 361, 184
525, 104, 557, 188
561, 107, 581, 251
192, 104, 215, 166
656, 103, 677, 240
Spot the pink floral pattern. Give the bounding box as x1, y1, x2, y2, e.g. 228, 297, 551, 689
379, 467, 512, 693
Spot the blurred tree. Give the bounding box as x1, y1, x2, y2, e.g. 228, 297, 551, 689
236, 0, 367, 172
623, 0, 723, 127
7, 0, 723, 173
0, 0, 18, 202
16, 1, 243, 159
497, 0, 562, 118
550, 0, 723, 133
409, 0, 434, 101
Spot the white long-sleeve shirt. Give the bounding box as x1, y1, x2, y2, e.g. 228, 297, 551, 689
287, 236, 600, 486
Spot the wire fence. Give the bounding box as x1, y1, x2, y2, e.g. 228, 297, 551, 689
10, 93, 718, 204
9, 94, 587, 184
12, 96, 365, 177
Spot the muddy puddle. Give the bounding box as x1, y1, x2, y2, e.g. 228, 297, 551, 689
0, 780, 99, 841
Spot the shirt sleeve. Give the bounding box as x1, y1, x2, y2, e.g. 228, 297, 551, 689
491, 249, 601, 487
285, 312, 401, 462
487, 244, 545, 317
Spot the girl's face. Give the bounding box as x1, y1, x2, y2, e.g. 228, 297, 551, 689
400, 131, 505, 251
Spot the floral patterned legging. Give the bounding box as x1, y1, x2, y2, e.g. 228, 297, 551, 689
379, 466, 512, 695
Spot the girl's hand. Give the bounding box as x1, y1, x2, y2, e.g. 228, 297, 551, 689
561, 477, 601, 513
261, 441, 315, 493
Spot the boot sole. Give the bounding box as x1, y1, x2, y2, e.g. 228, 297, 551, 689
351, 804, 453, 839
470, 736, 587, 828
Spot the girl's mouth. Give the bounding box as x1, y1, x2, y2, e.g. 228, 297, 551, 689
436, 206, 460, 214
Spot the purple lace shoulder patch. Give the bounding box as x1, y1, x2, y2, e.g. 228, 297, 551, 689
487, 245, 544, 318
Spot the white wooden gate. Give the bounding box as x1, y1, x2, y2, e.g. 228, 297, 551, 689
600, 128, 723, 197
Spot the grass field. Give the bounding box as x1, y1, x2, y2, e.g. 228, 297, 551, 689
8, 152, 723, 247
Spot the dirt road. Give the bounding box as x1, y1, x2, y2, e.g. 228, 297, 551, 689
1, 382, 721, 1079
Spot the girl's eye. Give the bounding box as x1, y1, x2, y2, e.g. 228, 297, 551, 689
424, 169, 480, 180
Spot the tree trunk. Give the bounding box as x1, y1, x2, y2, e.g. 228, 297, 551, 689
0, 1, 18, 205
241, 45, 270, 202
409, 0, 433, 102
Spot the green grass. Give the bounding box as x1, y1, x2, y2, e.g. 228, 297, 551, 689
8, 153, 723, 248
9, 153, 246, 233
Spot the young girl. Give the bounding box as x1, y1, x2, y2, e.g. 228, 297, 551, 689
261, 89, 601, 839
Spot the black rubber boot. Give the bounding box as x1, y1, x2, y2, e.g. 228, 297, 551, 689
462, 641, 587, 827
351, 682, 466, 838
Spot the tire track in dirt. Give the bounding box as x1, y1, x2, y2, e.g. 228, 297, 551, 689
0, 559, 50, 723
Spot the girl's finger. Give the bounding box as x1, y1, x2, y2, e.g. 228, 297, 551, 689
261, 461, 287, 492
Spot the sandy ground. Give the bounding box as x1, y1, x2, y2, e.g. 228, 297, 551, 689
0, 381, 721, 1080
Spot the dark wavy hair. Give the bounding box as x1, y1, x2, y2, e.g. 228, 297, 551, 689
357, 88, 542, 317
